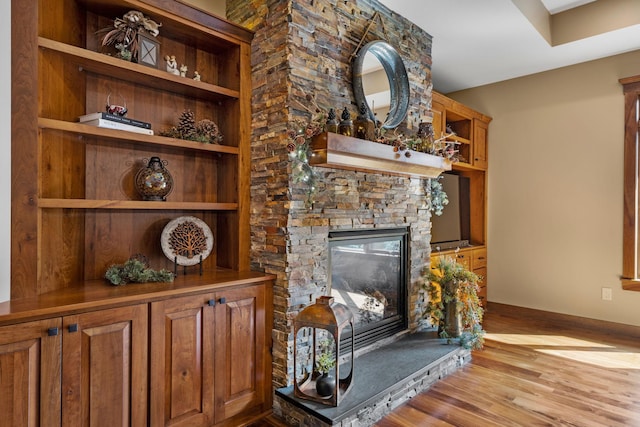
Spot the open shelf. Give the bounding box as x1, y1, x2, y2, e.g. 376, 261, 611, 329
39, 37, 240, 101
38, 199, 238, 210
39, 118, 240, 155
310, 132, 451, 178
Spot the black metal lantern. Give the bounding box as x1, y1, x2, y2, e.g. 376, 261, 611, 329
293, 296, 354, 407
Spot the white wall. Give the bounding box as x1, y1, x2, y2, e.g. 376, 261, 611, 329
0, 2, 10, 302
450, 50, 640, 326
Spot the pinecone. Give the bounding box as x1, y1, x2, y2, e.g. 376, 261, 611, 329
196, 119, 222, 144
177, 110, 196, 140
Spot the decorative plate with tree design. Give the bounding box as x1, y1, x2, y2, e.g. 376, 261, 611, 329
161, 216, 214, 266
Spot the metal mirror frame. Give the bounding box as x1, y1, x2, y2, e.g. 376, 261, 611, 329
352, 40, 410, 129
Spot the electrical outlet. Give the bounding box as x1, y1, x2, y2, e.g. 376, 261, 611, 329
601, 287, 613, 301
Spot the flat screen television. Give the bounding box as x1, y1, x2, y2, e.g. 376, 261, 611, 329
430, 172, 471, 250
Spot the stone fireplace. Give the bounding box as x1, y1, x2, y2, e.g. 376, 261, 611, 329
228, 0, 434, 388
225, 0, 466, 424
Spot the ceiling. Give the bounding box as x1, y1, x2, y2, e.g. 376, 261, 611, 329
378, 0, 640, 93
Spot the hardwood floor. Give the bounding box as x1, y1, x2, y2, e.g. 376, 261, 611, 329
374, 305, 640, 427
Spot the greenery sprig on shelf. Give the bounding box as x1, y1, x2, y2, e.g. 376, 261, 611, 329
105, 256, 174, 286
377, 125, 459, 161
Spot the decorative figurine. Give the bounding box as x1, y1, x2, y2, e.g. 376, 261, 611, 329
179, 64, 188, 77
164, 55, 179, 75
193, 71, 201, 81
325, 108, 339, 133
338, 107, 353, 137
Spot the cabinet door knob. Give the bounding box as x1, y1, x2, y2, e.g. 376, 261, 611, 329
208, 299, 216, 306
47, 327, 59, 336
219, 297, 226, 304
68, 324, 78, 333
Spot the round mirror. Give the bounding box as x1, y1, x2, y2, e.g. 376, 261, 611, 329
352, 41, 410, 129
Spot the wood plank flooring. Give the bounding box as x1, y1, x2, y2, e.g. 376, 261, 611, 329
374, 305, 640, 427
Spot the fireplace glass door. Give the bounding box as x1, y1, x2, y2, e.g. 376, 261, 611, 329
329, 228, 408, 350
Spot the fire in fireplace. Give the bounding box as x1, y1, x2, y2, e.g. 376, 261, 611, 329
328, 228, 408, 350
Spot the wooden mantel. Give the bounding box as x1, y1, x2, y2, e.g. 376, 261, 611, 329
310, 132, 451, 178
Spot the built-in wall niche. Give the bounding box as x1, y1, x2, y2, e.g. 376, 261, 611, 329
446, 111, 471, 140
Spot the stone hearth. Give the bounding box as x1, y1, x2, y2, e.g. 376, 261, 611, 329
275, 331, 470, 426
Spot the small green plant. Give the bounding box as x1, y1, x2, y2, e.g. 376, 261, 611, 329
105, 257, 174, 286
315, 338, 336, 374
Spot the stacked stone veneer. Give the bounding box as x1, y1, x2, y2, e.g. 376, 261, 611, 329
227, 0, 434, 390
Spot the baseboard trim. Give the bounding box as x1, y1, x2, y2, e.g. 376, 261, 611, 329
487, 302, 640, 340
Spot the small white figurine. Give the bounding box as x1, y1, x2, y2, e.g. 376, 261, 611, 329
193, 71, 201, 81
164, 55, 179, 75
179, 64, 188, 77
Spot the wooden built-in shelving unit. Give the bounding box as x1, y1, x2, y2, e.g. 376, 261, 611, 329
13, 0, 257, 297
430, 91, 491, 305
9, 1, 273, 425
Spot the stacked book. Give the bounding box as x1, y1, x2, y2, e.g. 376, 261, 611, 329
78, 112, 153, 135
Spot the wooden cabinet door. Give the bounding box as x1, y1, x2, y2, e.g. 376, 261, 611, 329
472, 247, 487, 269
214, 284, 269, 423
473, 119, 488, 169
62, 304, 148, 427
150, 293, 216, 427
0, 318, 62, 427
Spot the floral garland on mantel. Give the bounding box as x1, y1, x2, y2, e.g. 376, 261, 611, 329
286, 97, 455, 213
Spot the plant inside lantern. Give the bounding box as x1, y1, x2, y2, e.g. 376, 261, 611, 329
314, 338, 337, 397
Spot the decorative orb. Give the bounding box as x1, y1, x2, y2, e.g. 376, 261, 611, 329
134, 156, 174, 201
